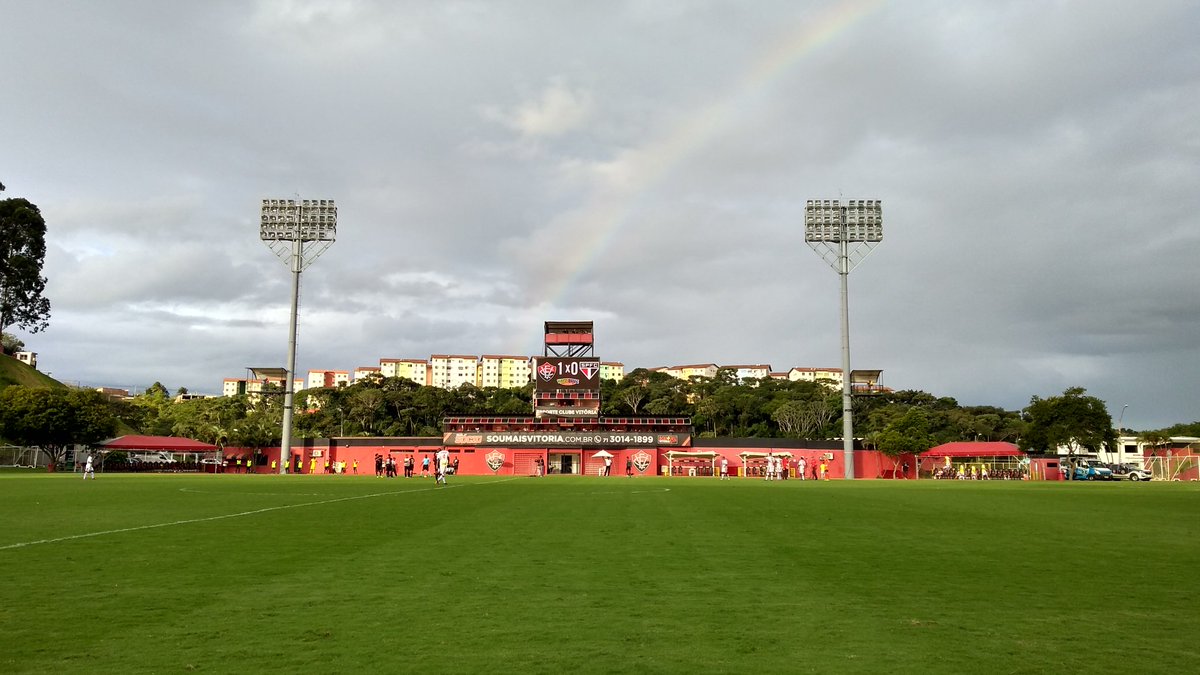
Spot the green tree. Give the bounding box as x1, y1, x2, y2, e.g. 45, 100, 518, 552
1023, 387, 1115, 479
875, 408, 935, 474
1, 331, 24, 355
349, 387, 386, 434
0, 195, 51, 333
771, 400, 806, 436
0, 386, 118, 470
128, 383, 174, 435
231, 408, 278, 464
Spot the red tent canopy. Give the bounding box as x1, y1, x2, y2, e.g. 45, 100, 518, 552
100, 435, 217, 451
921, 442, 1023, 457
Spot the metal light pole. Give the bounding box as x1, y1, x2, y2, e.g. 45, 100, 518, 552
1116, 404, 1128, 463
260, 198, 337, 474
804, 199, 883, 480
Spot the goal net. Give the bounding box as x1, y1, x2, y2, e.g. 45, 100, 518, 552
1143, 455, 1199, 481
0, 445, 44, 468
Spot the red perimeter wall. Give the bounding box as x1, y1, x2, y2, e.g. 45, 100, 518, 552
239, 443, 917, 479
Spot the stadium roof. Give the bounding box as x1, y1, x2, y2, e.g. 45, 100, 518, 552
921, 442, 1023, 457
100, 435, 217, 451
248, 367, 288, 379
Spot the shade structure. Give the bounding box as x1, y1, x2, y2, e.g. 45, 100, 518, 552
591, 449, 615, 458
921, 442, 1022, 458
100, 435, 217, 451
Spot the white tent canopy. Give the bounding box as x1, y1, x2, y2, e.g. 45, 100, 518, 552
737, 451, 793, 460
665, 450, 719, 477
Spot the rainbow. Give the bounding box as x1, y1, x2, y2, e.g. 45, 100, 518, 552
532, 0, 886, 317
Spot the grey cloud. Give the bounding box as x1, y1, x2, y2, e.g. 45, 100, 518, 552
4, 0, 1198, 428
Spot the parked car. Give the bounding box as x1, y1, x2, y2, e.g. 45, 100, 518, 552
1109, 463, 1153, 481
1071, 459, 1113, 481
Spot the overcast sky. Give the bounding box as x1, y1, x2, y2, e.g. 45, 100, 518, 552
3, 0, 1198, 430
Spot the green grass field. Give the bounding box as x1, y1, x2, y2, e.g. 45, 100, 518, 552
1, 473, 1196, 674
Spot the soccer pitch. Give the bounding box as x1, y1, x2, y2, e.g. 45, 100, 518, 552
1, 474, 1196, 673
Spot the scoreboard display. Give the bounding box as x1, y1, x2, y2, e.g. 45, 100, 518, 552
534, 357, 601, 392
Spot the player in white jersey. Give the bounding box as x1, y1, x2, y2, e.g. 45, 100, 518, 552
83, 454, 96, 480
436, 448, 450, 485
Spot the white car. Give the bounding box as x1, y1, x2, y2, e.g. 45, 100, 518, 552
1111, 464, 1153, 481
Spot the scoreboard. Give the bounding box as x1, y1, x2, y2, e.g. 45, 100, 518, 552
533, 357, 601, 393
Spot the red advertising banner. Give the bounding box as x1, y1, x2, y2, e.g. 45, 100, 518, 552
443, 431, 690, 447
533, 357, 601, 392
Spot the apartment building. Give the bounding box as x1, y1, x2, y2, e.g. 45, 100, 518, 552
221, 356, 866, 397
478, 355, 532, 389
222, 377, 291, 399
307, 370, 350, 389
430, 355, 478, 389
788, 367, 843, 387
353, 366, 382, 383
600, 362, 625, 382
656, 364, 720, 380
726, 364, 772, 381
380, 358, 430, 385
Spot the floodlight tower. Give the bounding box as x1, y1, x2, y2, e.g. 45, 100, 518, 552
260, 198, 337, 474
804, 199, 883, 480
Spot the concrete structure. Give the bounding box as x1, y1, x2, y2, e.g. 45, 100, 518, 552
223, 377, 285, 399
478, 355, 532, 389
380, 358, 430, 385
247, 434, 897, 479
1101, 435, 1147, 465
727, 364, 772, 381
221, 353, 877, 396
353, 366, 382, 383
15, 351, 37, 369
600, 362, 624, 382
95, 386, 132, 400
307, 370, 350, 389
788, 367, 843, 388
655, 364, 719, 380
430, 355, 478, 389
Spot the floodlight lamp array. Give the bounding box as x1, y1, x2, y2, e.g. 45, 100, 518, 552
804, 199, 882, 243
260, 198, 337, 242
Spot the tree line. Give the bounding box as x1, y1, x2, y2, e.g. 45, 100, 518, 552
7, 366, 1197, 471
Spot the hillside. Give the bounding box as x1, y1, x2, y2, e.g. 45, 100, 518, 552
0, 354, 67, 391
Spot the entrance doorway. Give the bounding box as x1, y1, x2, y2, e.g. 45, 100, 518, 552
548, 451, 581, 474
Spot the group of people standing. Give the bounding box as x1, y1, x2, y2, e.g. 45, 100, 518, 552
760, 454, 829, 481
375, 453, 403, 478
373, 452, 457, 482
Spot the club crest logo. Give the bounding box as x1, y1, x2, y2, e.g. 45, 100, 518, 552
579, 362, 600, 379
537, 362, 556, 381
486, 450, 505, 473
632, 450, 652, 473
